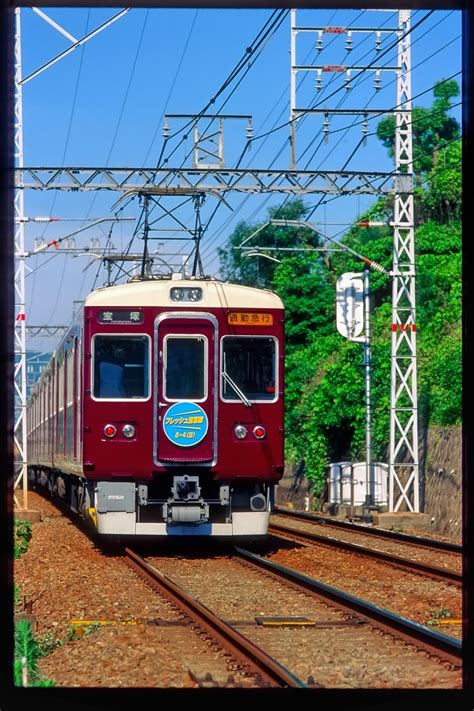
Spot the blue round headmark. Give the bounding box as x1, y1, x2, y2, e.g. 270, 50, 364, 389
162, 401, 209, 447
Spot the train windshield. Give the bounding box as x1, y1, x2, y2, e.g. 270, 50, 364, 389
164, 336, 207, 401
221, 336, 276, 402
93, 335, 149, 399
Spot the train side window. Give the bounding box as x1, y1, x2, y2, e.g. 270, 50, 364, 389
221, 336, 277, 402
93, 335, 150, 400
164, 336, 206, 401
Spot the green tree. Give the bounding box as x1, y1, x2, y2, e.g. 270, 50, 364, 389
218, 199, 319, 288
272, 253, 335, 348
421, 140, 461, 222
376, 79, 460, 182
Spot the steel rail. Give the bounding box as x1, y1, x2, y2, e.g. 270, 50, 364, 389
235, 547, 462, 669
124, 548, 308, 688
268, 521, 462, 585
273, 506, 462, 553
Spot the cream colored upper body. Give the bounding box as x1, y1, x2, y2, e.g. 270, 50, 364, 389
84, 277, 284, 310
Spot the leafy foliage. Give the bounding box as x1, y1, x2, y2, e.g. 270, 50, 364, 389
216, 81, 461, 498
376, 79, 460, 180
421, 141, 462, 222
218, 199, 320, 288
14, 520, 32, 559
14, 619, 55, 687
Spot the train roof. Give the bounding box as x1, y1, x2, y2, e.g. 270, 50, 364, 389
84, 278, 284, 309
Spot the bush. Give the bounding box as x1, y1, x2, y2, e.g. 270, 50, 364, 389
14, 619, 55, 687
14, 520, 32, 559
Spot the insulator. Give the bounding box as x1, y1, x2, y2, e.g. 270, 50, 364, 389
369, 260, 387, 274
322, 114, 330, 144
316, 31, 323, 51
375, 32, 382, 52
246, 120, 253, 141
345, 69, 351, 91
162, 121, 170, 139
374, 70, 382, 91
315, 69, 323, 91
362, 117, 369, 146
33, 216, 52, 223
345, 31, 353, 52
69, 238, 76, 250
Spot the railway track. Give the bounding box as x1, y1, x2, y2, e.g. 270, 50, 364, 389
272, 508, 462, 580
268, 520, 462, 585
125, 545, 461, 687
124, 547, 309, 688
273, 506, 462, 553
235, 547, 462, 670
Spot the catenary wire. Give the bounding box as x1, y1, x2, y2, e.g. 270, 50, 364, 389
203, 19, 459, 271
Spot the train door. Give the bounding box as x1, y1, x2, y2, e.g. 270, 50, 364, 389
155, 315, 217, 463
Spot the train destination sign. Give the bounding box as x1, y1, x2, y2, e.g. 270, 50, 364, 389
98, 310, 144, 324
227, 312, 274, 326
163, 401, 209, 447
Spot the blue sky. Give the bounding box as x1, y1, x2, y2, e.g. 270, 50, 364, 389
18, 6, 462, 351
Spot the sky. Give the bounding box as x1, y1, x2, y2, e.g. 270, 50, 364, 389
16, 6, 462, 352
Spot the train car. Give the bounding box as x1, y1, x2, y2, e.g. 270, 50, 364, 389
27, 276, 285, 537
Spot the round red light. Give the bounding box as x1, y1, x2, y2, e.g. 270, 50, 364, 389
253, 425, 266, 440
104, 424, 117, 438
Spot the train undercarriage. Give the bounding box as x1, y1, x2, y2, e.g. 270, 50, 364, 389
28, 467, 275, 537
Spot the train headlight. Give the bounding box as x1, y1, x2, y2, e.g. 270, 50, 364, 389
104, 424, 117, 438
253, 425, 266, 440
170, 286, 203, 302
188, 288, 202, 302
170, 287, 185, 302
234, 424, 248, 439
122, 424, 136, 439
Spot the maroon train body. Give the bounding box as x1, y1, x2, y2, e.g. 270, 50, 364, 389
27, 277, 285, 537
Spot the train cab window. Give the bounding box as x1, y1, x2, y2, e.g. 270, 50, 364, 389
164, 336, 206, 401
221, 336, 277, 402
93, 336, 149, 400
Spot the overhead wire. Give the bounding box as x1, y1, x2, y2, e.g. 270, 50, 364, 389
129, 8, 289, 279
201, 7, 405, 268
75, 9, 150, 294
191, 8, 374, 267
142, 8, 199, 167
107, 8, 288, 286
28, 8, 91, 323
203, 11, 459, 272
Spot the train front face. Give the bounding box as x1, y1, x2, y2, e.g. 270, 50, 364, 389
83, 279, 284, 537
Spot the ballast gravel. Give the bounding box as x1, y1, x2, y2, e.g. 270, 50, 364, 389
14, 491, 462, 688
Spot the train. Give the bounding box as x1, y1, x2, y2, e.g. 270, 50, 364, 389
26, 276, 285, 538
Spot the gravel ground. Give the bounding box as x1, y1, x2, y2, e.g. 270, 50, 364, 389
255, 531, 462, 640
271, 513, 462, 572
149, 553, 461, 688
14, 491, 260, 688
13, 490, 462, 688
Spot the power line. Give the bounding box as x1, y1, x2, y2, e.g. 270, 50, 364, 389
28, 8, 91, 320
142, 9, 199, 166
203, 29, 460, 271
134, 9, 290, 277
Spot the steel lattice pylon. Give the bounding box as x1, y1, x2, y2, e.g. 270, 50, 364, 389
13, 7, 28, 509
389, 10, 419, 512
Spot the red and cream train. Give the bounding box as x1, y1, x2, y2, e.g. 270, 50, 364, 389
27, 277, 285, 537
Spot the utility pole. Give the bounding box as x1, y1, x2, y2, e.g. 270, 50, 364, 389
13, 8, 27, 510
389, 10, 419, 512
13, 7, 129, 512
289, 9, 418, 513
